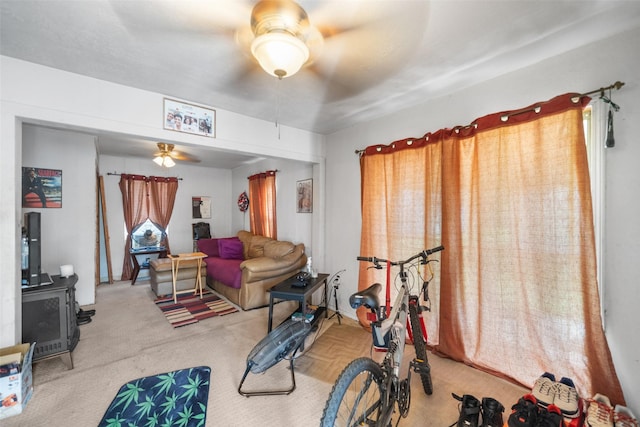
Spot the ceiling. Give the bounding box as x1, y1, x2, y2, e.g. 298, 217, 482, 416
2, 0, 640, 168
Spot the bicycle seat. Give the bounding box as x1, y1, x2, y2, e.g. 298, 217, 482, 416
349, 283, 382, 310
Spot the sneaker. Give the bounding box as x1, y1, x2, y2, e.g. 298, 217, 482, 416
452, 393, 481, 427
508, 394, 539, 427
586, 394, 614, 427
536, 404, 565, 427
613, 405, 639, 427
481, 397, 505, 427
532, 373, 557, 408
554, 377, 580, 418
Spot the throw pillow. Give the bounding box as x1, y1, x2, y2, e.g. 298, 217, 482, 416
218, 238, 244, 260
197, 238, 219, 257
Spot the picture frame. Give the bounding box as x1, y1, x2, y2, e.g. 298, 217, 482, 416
163, 98, 216, 138
192, 196, 211, 219
22, 167, 62, 208
296, 179, 313, 213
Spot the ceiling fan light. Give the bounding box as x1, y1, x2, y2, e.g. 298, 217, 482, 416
153, 154, 175, 168
251, 32, 309, 79
163, 156, 175, 168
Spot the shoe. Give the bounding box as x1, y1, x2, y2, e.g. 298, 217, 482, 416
613, 405, 638, 427
453, 393, 481, 427
508, 394, 539, 427
76, 316, 92, 325
536, 404, 565, 427
586, 394, 614, 427
481, 397, 505, 427
78, 308, 95, 317
532, 373, 556, 408
554, 377, 580, 418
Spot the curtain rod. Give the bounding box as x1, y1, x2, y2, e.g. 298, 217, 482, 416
355, 80, 626, 156
106, 172, 183, 180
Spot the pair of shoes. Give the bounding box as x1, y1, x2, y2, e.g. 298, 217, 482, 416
531, 373, 580, 418
613, 405, 639, 427
452, 393, 504, 427
507, 394, 566, 427
585, 394, 614, 427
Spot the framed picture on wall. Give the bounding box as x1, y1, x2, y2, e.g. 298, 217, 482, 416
192, 196, 211, 219
296, 179, 312, 213
22, 167, 62, 208
163, 98, 216, 138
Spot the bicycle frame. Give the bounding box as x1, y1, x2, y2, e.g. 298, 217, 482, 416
376, 282, 410, 425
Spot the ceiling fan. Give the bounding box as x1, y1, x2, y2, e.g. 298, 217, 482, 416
153, 143, 199, 168
111, 1, 430, 99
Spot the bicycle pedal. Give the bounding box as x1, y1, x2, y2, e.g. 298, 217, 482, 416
410, 359, 431, 374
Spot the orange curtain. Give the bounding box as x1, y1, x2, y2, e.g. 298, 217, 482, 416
118, 174, 148, 280
148, 176, 179, 253
248, 170, 277, 239
358, 93, 624, 404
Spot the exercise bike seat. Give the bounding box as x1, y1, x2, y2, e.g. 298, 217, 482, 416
349, 283, 382, 311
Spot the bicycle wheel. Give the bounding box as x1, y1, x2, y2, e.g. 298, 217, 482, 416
409, 302, 433, 395
320, 357, 385, 427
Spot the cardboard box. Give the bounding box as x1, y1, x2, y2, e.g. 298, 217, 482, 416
0, 343, 35, 420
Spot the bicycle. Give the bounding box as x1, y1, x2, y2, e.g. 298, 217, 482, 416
320, 245, 444, 427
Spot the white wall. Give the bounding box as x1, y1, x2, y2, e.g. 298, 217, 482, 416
21, 125, 97, 305
0, 57, 324, 347
325, 27, 640, 411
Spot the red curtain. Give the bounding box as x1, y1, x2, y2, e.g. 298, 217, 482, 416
358, 93, 625, 404
248, 170, 277, 239
118, 174, 148, 280
119, 174, 179, 280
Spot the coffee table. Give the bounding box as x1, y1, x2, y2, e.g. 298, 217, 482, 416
267, 273, 329, 332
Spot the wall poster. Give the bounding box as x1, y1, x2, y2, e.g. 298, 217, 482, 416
22, 167, 62, 208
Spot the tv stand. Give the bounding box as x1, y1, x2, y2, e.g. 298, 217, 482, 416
22, 274, 80, 370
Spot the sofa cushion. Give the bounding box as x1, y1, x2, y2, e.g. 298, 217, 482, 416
197, 238, 219, 257
219, 238, 244, 260
263, 240, 295, 258
204, 257, 243, 289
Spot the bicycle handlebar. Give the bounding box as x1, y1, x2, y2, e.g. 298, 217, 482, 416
357, 245, 444, 266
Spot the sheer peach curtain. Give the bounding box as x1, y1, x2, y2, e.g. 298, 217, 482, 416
359, 94, 624, 404
118, 174, 148, 280
148, 176, 179, 253
248, 170, 277, 239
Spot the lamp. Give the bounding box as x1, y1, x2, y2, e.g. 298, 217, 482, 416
251, 31, 309, 79
250, 0, 312, 79
153, 155, 175, 168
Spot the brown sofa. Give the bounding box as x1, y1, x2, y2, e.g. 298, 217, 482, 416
198, 231, 306, 310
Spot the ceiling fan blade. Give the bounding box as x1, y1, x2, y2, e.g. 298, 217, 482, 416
300, 1, 430, 97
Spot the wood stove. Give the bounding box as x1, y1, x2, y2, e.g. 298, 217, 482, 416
21, 274, 80, 369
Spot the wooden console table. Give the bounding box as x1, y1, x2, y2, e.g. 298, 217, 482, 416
168, 252, 207, 303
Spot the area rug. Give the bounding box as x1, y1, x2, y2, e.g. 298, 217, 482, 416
154, 290, 238, 328
98, 366, 210, 427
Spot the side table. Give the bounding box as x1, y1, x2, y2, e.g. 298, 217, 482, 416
130, 247, 167, 285
267, 273, 329, 332
168, 252, 207, 303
